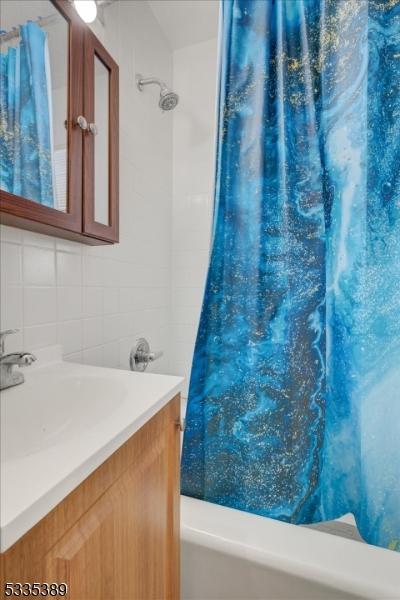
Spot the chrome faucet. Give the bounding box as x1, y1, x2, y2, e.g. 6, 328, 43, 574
0, 329, 37, 390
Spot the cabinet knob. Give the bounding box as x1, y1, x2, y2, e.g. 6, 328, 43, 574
74, 115, 88, 131
89, 123, 98, 136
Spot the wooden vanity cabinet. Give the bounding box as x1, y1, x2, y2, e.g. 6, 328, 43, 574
0, 396, 180, 600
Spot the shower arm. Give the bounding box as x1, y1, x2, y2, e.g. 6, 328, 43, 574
136, 76, 167, 93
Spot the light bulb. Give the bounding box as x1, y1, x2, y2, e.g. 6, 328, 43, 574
73, 0, 97, 23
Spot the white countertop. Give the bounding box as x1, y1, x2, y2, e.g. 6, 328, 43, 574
1, 350, 183, 552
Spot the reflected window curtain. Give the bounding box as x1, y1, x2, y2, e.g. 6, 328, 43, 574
0, 21, 54, 207
181, 0, 400, 552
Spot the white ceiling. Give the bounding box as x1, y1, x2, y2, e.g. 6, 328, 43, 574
148, 0, 219, 50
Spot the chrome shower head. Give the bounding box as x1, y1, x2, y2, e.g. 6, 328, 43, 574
136, 74, 179, 111
159, 88, 179, 111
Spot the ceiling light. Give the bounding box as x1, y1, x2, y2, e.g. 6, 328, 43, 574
73, 0, 97, 23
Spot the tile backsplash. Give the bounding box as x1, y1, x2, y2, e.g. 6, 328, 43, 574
0, 225, 170, 372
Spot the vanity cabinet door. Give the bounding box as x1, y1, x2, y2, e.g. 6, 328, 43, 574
82, 30, 119, 243
40, 396, 180, 600
42, 497, 115, 598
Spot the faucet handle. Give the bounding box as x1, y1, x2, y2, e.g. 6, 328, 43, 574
0, 329, 19, 355
130, 338, 163, 372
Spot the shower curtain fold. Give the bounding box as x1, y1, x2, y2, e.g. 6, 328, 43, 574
181, 0, 400, 552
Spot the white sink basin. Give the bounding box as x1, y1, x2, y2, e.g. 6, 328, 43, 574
0, 348, 183, 552
2, 371, 124, 460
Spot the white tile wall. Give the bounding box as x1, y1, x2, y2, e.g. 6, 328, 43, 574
170, 37, 218, 396
0, 4, 219, 386
0, 0, 173, 373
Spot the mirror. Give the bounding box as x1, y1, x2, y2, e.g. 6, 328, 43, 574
94, 55, 110, 225
0, 0, 68, 211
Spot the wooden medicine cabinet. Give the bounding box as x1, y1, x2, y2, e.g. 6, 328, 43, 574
0, 0, 119, 244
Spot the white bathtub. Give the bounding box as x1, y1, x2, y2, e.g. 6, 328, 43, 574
181, 496, 400, 600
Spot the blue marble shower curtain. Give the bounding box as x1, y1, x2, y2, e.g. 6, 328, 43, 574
181, 0, 400, 551
0, 22, 54, 207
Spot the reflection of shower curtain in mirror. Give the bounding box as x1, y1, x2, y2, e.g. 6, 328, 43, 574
181, 0, 400, 552
0, 21, 54, 207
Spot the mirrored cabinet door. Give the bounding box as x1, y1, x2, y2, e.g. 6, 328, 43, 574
83, 30, 119, 243
0, 0, 84, 235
